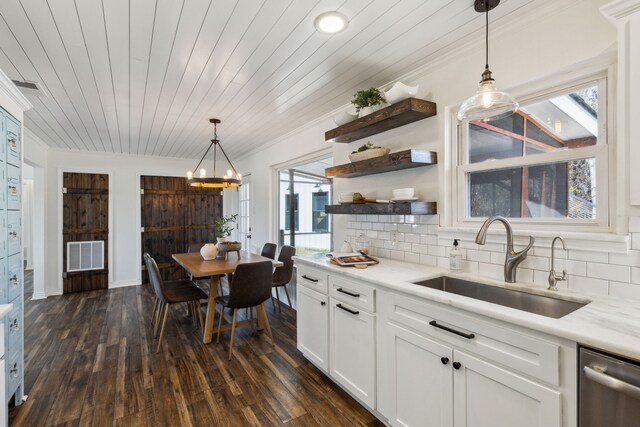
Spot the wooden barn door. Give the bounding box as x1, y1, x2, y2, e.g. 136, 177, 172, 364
63, 172, 109, 293
140, 176, 223, 282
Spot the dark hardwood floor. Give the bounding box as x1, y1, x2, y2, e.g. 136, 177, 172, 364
9, 271, 382, 426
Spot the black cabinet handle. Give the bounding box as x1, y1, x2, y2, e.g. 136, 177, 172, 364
453, 362, 462, 370
320, 301, 326, 306
336, 303, 359, 316
301, 275, 318, 283
441, 357, 449, 365
429, 320, 475, 340
337, 288, 360, 298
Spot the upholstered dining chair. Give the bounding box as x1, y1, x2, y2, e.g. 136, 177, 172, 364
272, 245, 296, 312
214, 260, 275, 360
260, 243, 277, 259
144, 253, 208, 353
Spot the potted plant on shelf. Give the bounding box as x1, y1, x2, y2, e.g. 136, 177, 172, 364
351, 88, 386, 117
349, 141, 390, 162
214, 214, 241, 258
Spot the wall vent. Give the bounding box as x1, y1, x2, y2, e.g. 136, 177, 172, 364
11, 80, 47, 97
67, 241, 104, 272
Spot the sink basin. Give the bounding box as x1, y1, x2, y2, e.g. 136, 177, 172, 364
411, 276, 589, 318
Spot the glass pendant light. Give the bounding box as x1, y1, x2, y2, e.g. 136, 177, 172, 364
457, 0, 518, 122
187, 119, 241, 188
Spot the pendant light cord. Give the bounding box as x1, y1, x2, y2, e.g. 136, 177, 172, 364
485, 0, 489, 71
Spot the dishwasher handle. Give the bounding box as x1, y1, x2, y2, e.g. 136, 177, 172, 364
584, 365, 640, 400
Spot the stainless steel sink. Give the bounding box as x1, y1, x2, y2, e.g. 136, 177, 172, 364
411, 276, 589, 318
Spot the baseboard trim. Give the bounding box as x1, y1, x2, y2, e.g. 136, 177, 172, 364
110, 280, 141, 289
30, 291, 47, 300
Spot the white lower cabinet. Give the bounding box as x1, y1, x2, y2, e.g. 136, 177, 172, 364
387, 322, 453, 427
453, 350, 561, 427
330, 297, 376, 408
296, 284, 329, 372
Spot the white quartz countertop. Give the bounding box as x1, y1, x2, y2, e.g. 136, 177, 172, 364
294, 254, 640, 361
0, 304, 12, 319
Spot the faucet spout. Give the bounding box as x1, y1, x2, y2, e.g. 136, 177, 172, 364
475, 215, 535, 283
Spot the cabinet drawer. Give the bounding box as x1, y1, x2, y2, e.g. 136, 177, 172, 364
0, 261, 6, 304
6, 298, 21, 353
7, 165, 20, 210
0, 216, 6, 260
6, 255, 20, 303
7, 349, 22, 399
6, 117, 20, 167
385, 293, 560, 386
7, 212, 20, 256
297, 265, 329, 294
0, 167, 6, 208
329, 275, 375, 313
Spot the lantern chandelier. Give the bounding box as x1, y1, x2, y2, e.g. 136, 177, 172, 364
457, 0, 519, 122
187, 119, 241, 188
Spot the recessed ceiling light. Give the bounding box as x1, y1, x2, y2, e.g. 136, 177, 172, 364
314, 11, 349, 34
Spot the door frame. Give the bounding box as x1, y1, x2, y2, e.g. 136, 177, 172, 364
56, 167, 114, 294
237, 173, 252, 251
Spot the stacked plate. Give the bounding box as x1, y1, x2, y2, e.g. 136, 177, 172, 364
392, 188, 417, 202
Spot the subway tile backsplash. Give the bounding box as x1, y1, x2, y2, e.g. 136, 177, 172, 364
345, 214, 640, 300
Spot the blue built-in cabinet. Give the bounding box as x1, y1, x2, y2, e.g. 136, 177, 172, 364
0, 106, 23, 408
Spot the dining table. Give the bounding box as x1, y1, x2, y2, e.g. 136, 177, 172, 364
172, 250, 284, 344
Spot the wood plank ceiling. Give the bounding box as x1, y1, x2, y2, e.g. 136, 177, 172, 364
0, 0, 532, 160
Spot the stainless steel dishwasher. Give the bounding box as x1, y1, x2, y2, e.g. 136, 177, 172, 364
579, 346, 640, 427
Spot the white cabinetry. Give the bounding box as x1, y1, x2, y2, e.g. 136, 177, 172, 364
330, 298, 376, 408
297, 285, 329, 371
296, 266, 329, 372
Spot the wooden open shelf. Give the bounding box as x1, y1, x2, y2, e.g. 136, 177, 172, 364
325, 202, 437, 215
325, 149, 436, 178
325, 98, 437, 143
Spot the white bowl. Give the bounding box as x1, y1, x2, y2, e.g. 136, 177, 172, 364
384, 82, 419, 104
333, 110, 358, 126
348, 147, 390, 162
393, 188, 415, 198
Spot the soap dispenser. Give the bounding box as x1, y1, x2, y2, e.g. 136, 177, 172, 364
449, 239, 463, 272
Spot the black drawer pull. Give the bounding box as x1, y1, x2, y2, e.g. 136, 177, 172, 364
453, 362, 462, 370
320, 301, 326, 306
441, 357, 449, 365
301, 275, 318, 283
336, 303, 359, 316
337, 288, 360, 298
429, 320, 475, 340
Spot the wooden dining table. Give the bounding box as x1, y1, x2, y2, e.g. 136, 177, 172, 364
172, 250, 283, 344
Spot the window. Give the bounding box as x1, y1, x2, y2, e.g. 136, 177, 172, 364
457, 76, 608, 228
284, 193, 299, 231
312, 191, 329, 232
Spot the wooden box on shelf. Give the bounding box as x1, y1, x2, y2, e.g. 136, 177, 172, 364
325, 149, 436, 178
325, 98, 437, 143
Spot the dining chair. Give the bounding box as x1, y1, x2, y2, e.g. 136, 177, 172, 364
144, 253, 208, 353
261, 243, 277, 259
214, 260, 275, 360
272, 245, 296, 312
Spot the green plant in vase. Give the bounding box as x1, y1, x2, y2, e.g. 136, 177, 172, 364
351, 88, 386, 117
214, 214, 238, 243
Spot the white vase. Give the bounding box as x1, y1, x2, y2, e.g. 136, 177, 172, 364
358, 106, 374, 118
200, 243, 218, 260
216, 237, 226, 244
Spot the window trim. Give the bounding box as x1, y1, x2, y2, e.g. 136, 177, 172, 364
452, 69, 612, 233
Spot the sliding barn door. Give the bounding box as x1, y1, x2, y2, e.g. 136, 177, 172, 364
140, 176, 223, 282
63, 172, 109, 293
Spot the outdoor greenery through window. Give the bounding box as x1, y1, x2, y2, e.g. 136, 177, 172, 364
459, 78, 606, 224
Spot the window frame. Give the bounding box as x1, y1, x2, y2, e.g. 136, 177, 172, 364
454, 71, 611, 232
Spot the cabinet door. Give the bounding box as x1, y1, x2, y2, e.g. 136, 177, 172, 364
296, 285, 329, 372
453, 351, 561, 427
387, 322, 454, 427
330, 298, 375, 409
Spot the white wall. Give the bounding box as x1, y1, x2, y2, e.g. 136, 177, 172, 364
232, 0, 640, 297
43, 149, 196, 296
